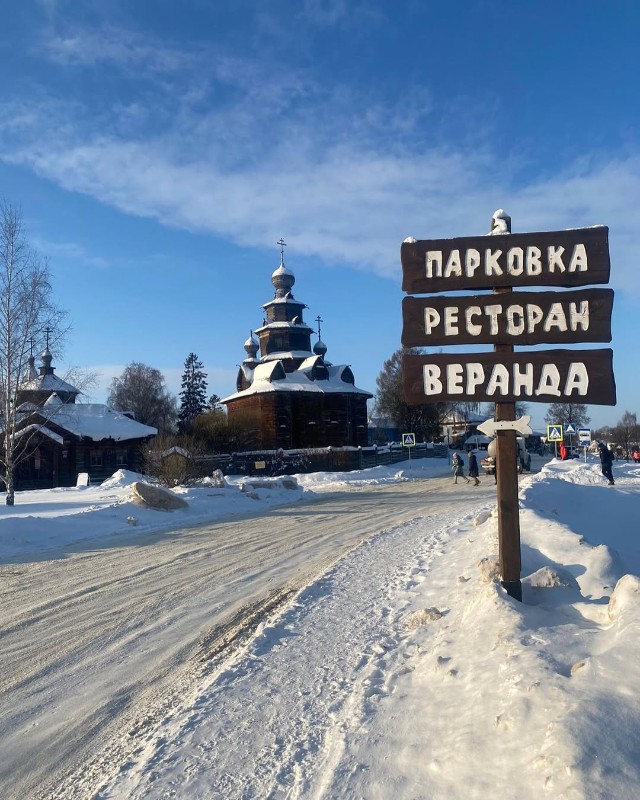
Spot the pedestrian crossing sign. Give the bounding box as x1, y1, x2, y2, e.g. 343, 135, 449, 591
402, 433, 416, 447
565, 423, 576, 435
546, 424, 563, 442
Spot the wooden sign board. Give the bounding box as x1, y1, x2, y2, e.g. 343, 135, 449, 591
402, 288, 613, 347
402, 226, 610, 294
403, 348, 616, 405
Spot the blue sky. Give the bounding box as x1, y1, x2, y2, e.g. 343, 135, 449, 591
0, 0, 638, 431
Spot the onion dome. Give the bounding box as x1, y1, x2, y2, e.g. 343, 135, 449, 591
272, 255, 295, 298
25, 353, 38, 381
244, 333, 259, 358
41, 347, 53, 373
313, 338, 328, 357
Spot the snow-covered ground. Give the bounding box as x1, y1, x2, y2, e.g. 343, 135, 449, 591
1, 454, 639, 799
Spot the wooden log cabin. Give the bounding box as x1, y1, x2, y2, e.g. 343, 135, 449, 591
222, 245, 372, 450
5, 348, 157, 490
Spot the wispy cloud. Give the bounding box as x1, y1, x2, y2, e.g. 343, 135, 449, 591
30, 237, 111, 270
4, 21, 640, 296
39, 25, 197, 75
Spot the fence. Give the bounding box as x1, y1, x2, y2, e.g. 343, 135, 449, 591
192, 443, 448, 478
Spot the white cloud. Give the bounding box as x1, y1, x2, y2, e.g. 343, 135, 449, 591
3, 23, 640, 296
5, 110, 639, 296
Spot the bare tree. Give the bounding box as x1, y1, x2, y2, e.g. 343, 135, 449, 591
0, 201, 67, 505
61, 366, 100, 400
483, 401, 530, 419
544, 402, 590, 429
374, 347, 442, 441
612, 410, 638, 458
107, 362, 177, 433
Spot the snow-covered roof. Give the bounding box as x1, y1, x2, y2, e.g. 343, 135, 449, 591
254, 321, 313, 333
29, 403, 157, 442
20, 373, 79, 395
442, 410, 486, 425
261, 350, 315, 362
463, 434, 493, 445
252, 361, 287, 382
15, 424, 65, 445
298, 355, 323, 371
222, 360, 372, 402
239, 363, 256, 381
262, 297, 306, 307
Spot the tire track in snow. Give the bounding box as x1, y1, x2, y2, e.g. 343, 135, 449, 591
97, 499, 492, 799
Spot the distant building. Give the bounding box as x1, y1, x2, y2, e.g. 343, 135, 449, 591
440, 409, 486, 446
222, 244, 372, 449
3, 348, 157, 489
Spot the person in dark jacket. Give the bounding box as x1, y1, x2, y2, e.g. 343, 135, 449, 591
598, 442, 615, 485
468, 451, 480, 486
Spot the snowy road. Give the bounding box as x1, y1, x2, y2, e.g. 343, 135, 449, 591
0, 472, 491, 799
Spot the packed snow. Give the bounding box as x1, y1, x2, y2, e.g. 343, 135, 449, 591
1, 454, 639, 799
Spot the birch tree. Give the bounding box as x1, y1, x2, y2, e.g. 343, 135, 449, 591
0, 201, 66, 505
107, 362, 177, 433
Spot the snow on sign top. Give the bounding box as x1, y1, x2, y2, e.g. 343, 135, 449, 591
401, 226, 610, 294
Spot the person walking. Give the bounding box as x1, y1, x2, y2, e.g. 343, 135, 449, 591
452, 452, 470, 485
598, 441, 615, 485
468, 451, 480, 485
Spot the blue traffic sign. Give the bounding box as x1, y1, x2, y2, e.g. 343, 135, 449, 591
578, 427, 592, 444
546, 424, 563, 442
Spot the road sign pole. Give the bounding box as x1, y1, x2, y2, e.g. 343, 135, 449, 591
494, 269, 522, 602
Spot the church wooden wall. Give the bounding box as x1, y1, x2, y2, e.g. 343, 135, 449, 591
227, 391, 369, 450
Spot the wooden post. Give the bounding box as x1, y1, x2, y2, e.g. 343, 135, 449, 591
493, 213, 522, 602
494, 380, 522, 601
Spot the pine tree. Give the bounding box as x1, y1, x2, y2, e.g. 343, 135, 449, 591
207, 393, 223, 412
178, 353, 208, 432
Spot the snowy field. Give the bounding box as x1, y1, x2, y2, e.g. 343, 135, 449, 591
1, 455, 639, 799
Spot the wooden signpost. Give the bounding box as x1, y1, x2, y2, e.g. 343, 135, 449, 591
402, 288, 614, 348
402, 348, 616, 405
401, 225, 610, 294
401, 213, 616, 601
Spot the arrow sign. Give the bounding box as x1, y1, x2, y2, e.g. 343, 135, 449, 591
477, 415, 533, 437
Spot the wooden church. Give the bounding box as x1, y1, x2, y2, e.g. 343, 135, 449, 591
222, 243, 372, 450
